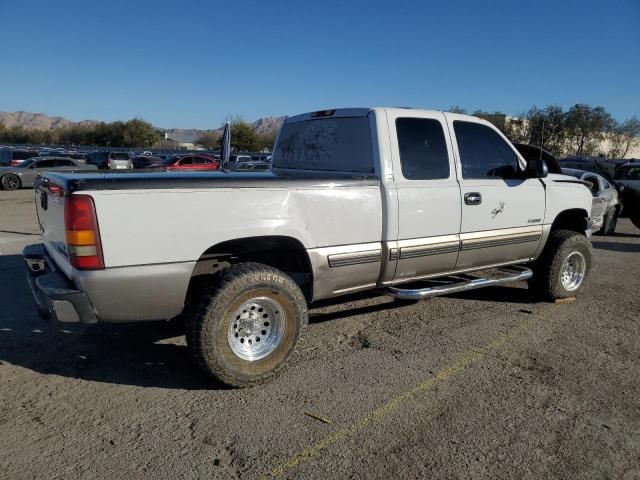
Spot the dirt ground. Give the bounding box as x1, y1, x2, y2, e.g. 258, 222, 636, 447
0, 189, 638, 479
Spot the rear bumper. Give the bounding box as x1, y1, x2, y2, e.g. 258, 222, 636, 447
23, 243, 195, 323
23, 243, 97, 323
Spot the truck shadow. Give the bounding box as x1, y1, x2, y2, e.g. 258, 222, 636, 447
591, 241, 640, 253
0, 254, 223, 390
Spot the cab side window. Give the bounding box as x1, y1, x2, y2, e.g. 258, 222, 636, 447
454, 121, 520, 179
396, 118, 449, 180
35, 160, 56, 168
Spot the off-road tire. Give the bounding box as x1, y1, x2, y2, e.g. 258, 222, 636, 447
599, 206, 619, 236
186, 262, 308, 387
1, 174, 21, 191
529, 229, 593, 301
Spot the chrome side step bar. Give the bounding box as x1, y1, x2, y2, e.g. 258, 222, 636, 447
382, 266, 533, 300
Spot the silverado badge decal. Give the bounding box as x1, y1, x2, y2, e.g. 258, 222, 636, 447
491, 202, 505, 218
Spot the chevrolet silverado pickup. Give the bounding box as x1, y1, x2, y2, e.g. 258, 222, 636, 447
24, 108, 596, 387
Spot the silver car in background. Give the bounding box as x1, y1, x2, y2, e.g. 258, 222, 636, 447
0, 157, 97, 190
562, 168, 620, 235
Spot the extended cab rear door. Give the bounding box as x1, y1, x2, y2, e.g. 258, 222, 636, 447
447, 115, 545, 270
387, 109, 461, 282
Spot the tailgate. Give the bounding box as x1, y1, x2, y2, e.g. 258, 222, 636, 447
35, 178, 72, 274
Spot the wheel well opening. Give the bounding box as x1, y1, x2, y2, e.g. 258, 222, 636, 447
551, 209, 589, 234
186, 236, 313, 306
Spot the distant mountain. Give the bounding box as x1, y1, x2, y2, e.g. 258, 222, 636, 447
161, 128, 217, 144
251, 116, 286, 136
0, 110, 286, 143
0, 111, 98, 130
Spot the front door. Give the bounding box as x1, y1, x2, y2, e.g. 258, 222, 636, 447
448, 117, 545, 270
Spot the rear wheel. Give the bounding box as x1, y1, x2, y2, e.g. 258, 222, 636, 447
186, 262, 308, 387
1, 174, 21, 191
529, 229, 593, 301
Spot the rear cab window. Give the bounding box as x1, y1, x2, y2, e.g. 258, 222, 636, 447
273, 116, 374, 173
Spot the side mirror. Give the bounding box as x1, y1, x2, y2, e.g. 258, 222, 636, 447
525, 158, 548, 178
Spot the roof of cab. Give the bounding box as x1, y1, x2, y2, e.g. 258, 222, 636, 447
285, 107, 488, 125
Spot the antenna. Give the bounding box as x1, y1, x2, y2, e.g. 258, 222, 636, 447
539, 117, 545, 161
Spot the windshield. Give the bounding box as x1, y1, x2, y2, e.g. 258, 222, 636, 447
17, 159, 35, 168
615, 166, 640, 180
161, 156, 180, 165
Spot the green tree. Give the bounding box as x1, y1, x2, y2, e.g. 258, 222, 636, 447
122, 119, 159, 148
222, 118, 260, 151
564, 104, 615, 155
448, 106, 468, 114
526, 105, 567, 156
607, 116, 640, 158
196, 131, 221, 149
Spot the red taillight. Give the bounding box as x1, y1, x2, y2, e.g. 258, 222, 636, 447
64, 195, 104, 270
11, 160, 21, 167
108, 159, 113, 168
48, 183, 64, 197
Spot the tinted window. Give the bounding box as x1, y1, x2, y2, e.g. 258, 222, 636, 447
88, 152, 108, 163
194, 156, 210, 164
111, 153, 130, 160
14, 151, 37, 160
54, 159, 73, 167
35, 160, 56, 168
616, 166, 640, 180
396, 118, 449, 180
179, 157, 193, 165
17, 159, 35, 168
273, 117, 374, 173
454, 121, 520, 179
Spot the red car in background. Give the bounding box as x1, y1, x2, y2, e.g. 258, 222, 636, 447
156, 154, 220, 171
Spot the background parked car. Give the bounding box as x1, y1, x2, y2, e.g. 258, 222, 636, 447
231, 161, 271, 171
154, 154, 219, 171
0, 157, 97, 190
131, 155, 163, 169
0, 149, 38, 167
614, 162, 640, 230
513, 143, 562, 174
86, 151, 132, 170
562, 168, 620, 235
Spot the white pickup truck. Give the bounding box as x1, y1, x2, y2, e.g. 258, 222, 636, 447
25, 108, 596, 387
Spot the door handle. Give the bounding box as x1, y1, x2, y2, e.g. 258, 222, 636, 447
464, 192, 482, 205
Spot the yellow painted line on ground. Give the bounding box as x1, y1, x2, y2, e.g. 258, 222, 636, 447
263, 320, 533, 479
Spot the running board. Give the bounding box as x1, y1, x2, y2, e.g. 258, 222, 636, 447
382, 266, 533, 300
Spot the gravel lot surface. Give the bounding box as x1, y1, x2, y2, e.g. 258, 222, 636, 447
0, 189, 638, 479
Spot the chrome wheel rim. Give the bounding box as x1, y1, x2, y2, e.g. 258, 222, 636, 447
227, 297, 285, 361
560, 251, 586, 291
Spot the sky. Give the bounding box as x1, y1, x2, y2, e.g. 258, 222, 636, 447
0, 0, 638, 129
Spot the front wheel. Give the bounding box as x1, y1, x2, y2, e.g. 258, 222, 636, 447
529, 229, 593, 301
1, 174, 21, 191
186, 262, 308, 387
